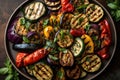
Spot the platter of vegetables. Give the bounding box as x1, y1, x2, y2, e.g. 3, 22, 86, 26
5, 0, 117, 80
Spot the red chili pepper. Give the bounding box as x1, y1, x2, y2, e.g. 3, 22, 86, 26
61, 0, 74, 13
97, 47, 109, 59
16, 53, 28, 67
23, 48, 48, 66
16, 48, 48, 67
70, 28, 86, 36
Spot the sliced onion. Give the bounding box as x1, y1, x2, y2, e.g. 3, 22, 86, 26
7, 17, 23, 43
27, 31, 37, 38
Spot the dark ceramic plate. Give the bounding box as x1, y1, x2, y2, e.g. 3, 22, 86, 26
4, 0, 117, 80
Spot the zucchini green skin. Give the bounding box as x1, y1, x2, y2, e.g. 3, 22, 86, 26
71, 37, 85, 57
23, 1, 47, 22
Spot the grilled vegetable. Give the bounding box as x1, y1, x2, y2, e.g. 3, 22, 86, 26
70, 14, 89, 29
60, 13, 74, 29
24, 2, 46, 21
57, 30, 73, 48
48, 5, 61, 11
80, 69, 87, 78
23, 48, 49, 66
86, 4, 104, 22
59, 50, 74, 67
70, 28, 86, 37
97, 47, 109, 59
56, 67, 66, 80
66, 65, 81, 79
81, 54, 102, 72
33, 63, 53, 80
99, 19, 111, 48
44, 0, 60, 7
81, 34, 94, 54
13, 43, 41, 52
7, 17, 23, 44
71, 37, 85, 57
16, 53, 28, 67
43, 26, 54, 40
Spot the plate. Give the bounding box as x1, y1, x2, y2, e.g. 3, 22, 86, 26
4, 0, 117, 80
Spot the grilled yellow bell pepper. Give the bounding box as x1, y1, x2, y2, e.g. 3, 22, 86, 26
44, 26, 54, 39
81, 34, 94, 53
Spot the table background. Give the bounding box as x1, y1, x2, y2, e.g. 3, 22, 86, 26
0, 0, 120, 80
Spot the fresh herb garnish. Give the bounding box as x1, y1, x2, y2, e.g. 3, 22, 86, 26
107, 0, 120, 22
58, 47, 67, 53
78, 17, 84, 24
57, 70, 64, 79
48, 55, 59, 61
23, 36, 30, 43
85, 24, 91, 32
60, 30, 65, 39
77, 4, 88, 13
91, 5, 96, 11
0, 58, 19, 80
20, 18, 31, 30
43, 19, 49, 27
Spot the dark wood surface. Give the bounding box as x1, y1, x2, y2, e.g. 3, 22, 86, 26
0, 0, 120, 80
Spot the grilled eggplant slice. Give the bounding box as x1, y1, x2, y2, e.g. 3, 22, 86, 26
48, 5, 61, 11
59, 50, 74, 67
57, 30, 73, 48
81, 34, 94, 54
33, 63, 53, 80
66, 65, 81, 79
13, 43, 41, 52
24, 2, 46, 21
70, 14, 89, 29
44, 0, 60, 7
81, 54, 102, 72
86, 4, 104, 22
71, 37, 85, 57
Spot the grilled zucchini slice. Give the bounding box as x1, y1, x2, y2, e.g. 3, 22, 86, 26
24, 2, 46, 21
71, 37, 85, 57
86, 4, 104, 22
33, 63, 53, 80
48, 5, 61, 11
81, 54, 102, 72
81, 34, 94, 54
70, 14, 89, 29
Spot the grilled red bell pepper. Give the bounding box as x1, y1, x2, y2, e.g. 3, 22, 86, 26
99, 19, 111, 47
70, 28, 86, 36
23, 48, 48, 66
97, 47, 109, 59
16, 53, 28, 67
61, 0, 74, 13
16, 48, 48, 67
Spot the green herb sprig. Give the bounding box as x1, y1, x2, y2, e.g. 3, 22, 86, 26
0, 58, 19, 80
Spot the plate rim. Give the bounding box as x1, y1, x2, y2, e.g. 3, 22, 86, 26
4, 0, 117, 80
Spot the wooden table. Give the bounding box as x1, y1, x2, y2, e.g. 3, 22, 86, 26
0, 0, 120, 80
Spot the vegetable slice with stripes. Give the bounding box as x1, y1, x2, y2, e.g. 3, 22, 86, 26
44, 0, 60, 7
81, 54, 102, 72
70, 14, 89, 29
71, 37, 85, 57
33, 63, 53, 80
24, 2, 46, 21
86, 4, 104, 22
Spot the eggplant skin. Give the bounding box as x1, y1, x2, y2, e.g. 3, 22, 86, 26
13, 43, 41, 52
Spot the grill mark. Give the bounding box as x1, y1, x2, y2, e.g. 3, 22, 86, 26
92, 13, 103, 22
72, 67, 80, 78
88, 61, 101, 71
71, 14, 82, 27
35, 3, 43, 19
41, 64, 53, 75
33, 70, 44, 80
29, 3, 35, 18
33, 3, 40, 19
80, 18, 88, 27
90, 8, 102, 19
